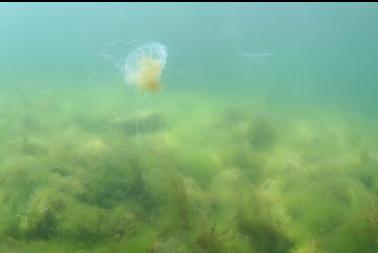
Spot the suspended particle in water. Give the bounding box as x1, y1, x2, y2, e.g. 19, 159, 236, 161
241, 52, 274, 64
123, 42, 168, 92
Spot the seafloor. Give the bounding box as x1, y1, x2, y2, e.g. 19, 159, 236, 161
0, 86, 377, 253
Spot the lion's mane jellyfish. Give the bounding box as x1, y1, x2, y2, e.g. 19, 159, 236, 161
124, 42, 168, 92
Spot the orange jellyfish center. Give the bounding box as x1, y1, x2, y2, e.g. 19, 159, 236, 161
134, 56, 163, 92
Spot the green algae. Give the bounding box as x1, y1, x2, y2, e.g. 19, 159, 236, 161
0, 88, 377, 253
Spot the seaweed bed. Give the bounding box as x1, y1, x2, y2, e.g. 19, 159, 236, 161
0, 87, 377, 253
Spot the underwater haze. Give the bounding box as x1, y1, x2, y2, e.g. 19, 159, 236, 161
0, 3, 378, 253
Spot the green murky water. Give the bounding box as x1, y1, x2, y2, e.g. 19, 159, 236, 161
0, 3, 378, 253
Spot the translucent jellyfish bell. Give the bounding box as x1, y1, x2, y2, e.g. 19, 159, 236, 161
124, 42, 168, 92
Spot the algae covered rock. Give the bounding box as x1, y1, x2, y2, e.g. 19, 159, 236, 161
149, 235, 187, 253
59, 202, 137, 244
18, 188, 67, 239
